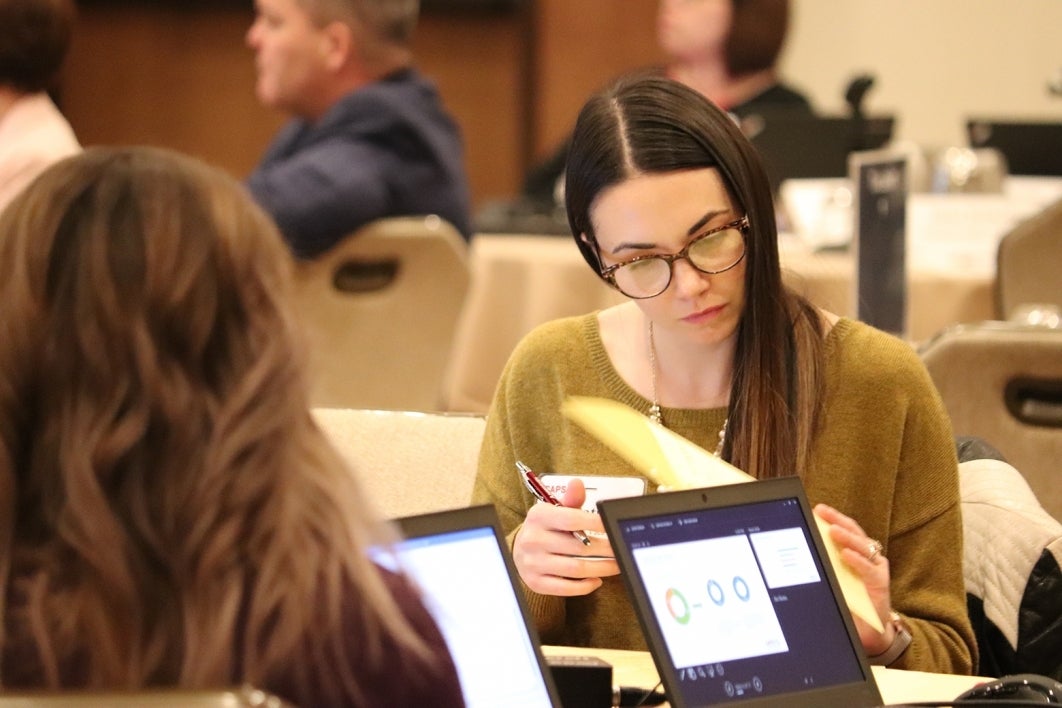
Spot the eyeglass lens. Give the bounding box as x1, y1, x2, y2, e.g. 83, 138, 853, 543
611, 225, 745, 298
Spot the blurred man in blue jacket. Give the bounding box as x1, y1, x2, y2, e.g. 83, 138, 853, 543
246, 0, 471, 259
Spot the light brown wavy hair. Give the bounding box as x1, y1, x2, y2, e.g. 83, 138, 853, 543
0, 146, 434, 701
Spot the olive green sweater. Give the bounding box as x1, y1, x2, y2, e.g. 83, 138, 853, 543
472, 314, 976, 675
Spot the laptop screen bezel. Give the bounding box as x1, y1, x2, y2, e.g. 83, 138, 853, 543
391, 504, 563, 708
598, 477, 883, 708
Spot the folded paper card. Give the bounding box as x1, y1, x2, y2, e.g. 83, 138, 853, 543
561, 395, 883, 633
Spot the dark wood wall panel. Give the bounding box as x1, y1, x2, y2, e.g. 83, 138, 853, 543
413, 10, 533, 205
60, 2, 657, 207
62, 6, 283, 177
531, 0, 662, 160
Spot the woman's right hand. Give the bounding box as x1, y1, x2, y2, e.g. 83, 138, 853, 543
512, 478, 620, 596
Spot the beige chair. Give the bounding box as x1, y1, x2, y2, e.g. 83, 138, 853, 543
996, 197, 1062, 320
920, 322, 1062, 520
0, 687, 291, 707
291, 216, 470, 412
313, 408, 485, 518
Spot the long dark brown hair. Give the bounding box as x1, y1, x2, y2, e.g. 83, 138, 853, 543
566, 73, 825, 480
0, 147, 434, 700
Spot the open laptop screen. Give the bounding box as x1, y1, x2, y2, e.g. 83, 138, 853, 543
966, 119, 1062, 176
746, 114, 896, 191
375, 505, 560, 708
599, 478, 880, 708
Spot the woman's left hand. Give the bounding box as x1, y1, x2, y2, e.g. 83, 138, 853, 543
814, 503, 896, 656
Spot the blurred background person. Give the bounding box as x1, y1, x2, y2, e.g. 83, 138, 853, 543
0, 0, 80, 213
246, 0, 472, 260
659, 0, 810, 123
0, 146, 463, 707
522, 0, 810, 208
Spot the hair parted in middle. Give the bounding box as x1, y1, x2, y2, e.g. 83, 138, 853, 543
564, 72, 826, 482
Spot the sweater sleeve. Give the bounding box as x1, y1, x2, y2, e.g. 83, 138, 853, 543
882, 350, 976, 674
471, 322, 571, 641
811, 321, 976, 675
247, 130, 393, 259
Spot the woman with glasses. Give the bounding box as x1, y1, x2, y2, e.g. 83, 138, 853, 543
472, 74, 976, 675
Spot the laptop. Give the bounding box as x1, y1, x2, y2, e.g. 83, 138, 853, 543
375, 505, 562, 708
744, 113, 896, 191
597, 476, 883, 708
966, 118, 1062, 176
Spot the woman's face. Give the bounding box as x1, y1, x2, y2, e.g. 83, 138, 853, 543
656, 0, 733, 63
589, 168, 747, 346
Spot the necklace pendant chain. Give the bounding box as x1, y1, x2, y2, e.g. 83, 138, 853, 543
647, 320, 727, 457
648, 320, 664, 428
715, 417, 728, 457
648, 402, 663, 426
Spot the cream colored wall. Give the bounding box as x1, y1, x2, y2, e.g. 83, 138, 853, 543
781, 1, 1062, 148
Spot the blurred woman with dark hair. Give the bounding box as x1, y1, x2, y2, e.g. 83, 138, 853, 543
0, 0, 81, 212
523, 0, 811, 205
0, 146, 463, 706
658, 0, 810, 120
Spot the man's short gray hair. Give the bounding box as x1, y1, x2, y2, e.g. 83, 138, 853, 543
301, 0, 420, 45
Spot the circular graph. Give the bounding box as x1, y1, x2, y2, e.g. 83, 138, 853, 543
733, 576, 750, 601
707, 579, 725, 606
666, 587, 691, 624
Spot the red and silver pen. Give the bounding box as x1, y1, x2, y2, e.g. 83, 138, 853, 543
516, 460, 592, 546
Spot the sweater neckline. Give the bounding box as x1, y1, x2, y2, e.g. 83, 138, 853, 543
581, 313, 854, 428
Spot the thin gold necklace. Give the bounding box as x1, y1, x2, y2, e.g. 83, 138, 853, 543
647, 320, 727, 457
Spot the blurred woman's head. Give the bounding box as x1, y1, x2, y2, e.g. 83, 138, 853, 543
0, 147, 307, 502
0, 0, 76, 93
0, 146, 425, 699
656, 0, 733, 65
656, 0, 790, 78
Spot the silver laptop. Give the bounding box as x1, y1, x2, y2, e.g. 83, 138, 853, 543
598, 477, 883, 707
376, 505, 561, 708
